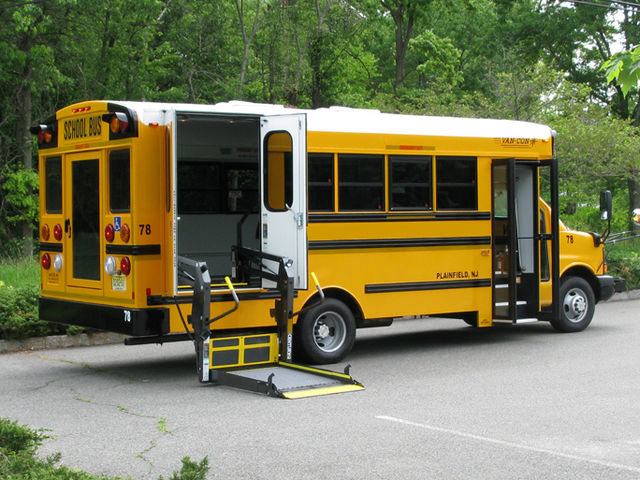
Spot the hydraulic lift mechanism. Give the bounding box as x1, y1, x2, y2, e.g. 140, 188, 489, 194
177, 251, 364, 399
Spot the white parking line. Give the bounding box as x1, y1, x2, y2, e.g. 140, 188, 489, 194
376, 415, 640, 475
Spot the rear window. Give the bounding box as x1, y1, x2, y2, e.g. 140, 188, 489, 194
109, 149, 130, 212
45, 156, 62, 213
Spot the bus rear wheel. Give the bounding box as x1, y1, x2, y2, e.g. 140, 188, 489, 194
550, 276, 595, 333
295, 298, 356, 364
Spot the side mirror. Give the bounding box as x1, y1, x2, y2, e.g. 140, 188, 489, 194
633, 208, 640, 227
600, 190, 612, 221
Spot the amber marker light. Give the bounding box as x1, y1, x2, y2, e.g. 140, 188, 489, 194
120, 223, 131, 243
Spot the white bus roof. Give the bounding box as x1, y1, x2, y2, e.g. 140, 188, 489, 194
107, 100, 554, 140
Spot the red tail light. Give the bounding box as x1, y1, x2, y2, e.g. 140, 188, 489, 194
120, 257, 131, 276
53, 224, 63, 241
41, 253, 51, 270
105, 224, 115, 243
41, 224, 50, 241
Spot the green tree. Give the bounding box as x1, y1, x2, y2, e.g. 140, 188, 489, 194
0, 0, 67, 257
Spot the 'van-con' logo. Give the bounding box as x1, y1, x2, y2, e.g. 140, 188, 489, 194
63, 115, 102, 140
496, 137, 537, 148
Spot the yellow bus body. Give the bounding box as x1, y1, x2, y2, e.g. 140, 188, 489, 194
35, 101, 618, 364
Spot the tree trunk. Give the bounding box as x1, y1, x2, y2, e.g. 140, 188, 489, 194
17, 43, 34, 258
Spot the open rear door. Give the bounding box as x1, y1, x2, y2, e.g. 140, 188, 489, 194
260, 114, 308, 289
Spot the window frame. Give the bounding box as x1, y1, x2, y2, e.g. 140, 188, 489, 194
337, 153, 385, 212
389, 154, 433, 211
308, 152, 335, 212
108, 149, 131, 213
45, 156, 62, 214
435, 155, 478, 211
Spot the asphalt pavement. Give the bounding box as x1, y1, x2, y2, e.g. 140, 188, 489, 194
1, 297, 639, 479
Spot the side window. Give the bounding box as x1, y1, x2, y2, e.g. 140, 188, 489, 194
436, 156, 477, 210
338, 154, 384, 211
109, 149, 130, 213
390, 155, 432, 210
264, 131, 293, 211
227, 167, 258, 213
308, 153, 334, 212
178, 162, 221, 214
45, 156, 62, 214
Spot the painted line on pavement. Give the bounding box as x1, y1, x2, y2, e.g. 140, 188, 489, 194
376, 415, 640, 475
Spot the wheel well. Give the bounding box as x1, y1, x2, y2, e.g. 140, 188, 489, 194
301, 287, 365, 327
561, 266, 601, 302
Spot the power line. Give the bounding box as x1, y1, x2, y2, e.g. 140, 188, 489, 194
565, 0, 640, 9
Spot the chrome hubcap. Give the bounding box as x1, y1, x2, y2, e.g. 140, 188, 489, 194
313, 311, 346, 353
563, 287, 588, 323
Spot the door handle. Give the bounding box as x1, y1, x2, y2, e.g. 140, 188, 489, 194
65, 219, 71, 238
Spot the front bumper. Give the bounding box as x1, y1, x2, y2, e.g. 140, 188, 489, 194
597, 275, 627, 302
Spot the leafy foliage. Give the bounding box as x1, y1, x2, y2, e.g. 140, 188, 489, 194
0, 418, 210, 480
602, 45, 640, 98
607, 240, 640, 290
0, 0, 639, 273
0, 284, 50, 340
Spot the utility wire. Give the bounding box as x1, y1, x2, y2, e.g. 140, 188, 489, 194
565, 0, 640, 9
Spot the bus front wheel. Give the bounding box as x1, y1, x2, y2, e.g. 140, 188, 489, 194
550, 276, 595, 333
295, 298, 356, 364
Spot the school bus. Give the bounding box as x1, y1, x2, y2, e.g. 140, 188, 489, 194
33, 101, 624, 394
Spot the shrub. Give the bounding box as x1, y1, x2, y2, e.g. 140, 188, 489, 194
0, 418, 49, 455
606, 241, 640, 291
0, 284, 52, 340
0, 418, 209, 480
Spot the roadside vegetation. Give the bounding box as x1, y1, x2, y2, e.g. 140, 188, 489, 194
0, 418, 209, 480
0, 258, 80, 340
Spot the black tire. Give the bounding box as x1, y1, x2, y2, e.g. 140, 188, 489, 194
295, 298, 356, 364
550, 276, 595, 332
461, 313, 478, 327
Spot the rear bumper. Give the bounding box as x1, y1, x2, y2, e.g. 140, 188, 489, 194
39, 297, 169, 336
597, 275, 627, 302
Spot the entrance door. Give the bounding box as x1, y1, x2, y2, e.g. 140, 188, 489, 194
260, 114, 307, 289
65, 152, 103, 291
491, 159, 558, 322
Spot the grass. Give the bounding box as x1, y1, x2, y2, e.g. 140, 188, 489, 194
0, 256, 39, 288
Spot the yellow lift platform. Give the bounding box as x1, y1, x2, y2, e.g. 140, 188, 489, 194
178, 252, 364, 398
